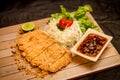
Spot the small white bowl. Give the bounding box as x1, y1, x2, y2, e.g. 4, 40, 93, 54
71, 28, 113, 62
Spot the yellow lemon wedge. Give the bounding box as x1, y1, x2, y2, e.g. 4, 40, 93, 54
22, 22, 35, 31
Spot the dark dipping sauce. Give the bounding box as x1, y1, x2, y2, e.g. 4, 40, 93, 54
77, 33, 108, 57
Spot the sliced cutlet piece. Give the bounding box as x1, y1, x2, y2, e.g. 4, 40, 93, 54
30, 43, 66, 66
17, 30, 52, 58
19, 30, 56, 62
17, 30, 39, 57
38, 43, 68, 71
31, 43, 63, 66
20, 32, 48, 57
30, 43, 71, 71
17, 30, 49, 50
25, 38, 55, 62
38, 44, 72, 72
17, 30, 39, 50
19, 41, 34, 51
20, 39, 38, 57
44, 50, 72, 72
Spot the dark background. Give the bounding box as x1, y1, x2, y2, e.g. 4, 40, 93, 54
0, 0, 120, 80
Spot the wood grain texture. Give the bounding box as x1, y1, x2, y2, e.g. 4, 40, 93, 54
0, 13, 120, 80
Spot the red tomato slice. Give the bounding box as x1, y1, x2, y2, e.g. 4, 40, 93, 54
59, 18, 67, 28
66, 20, 73, 27
59, 18, 73, 28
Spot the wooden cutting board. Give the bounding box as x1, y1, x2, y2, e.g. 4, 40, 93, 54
0, 13, 120, 80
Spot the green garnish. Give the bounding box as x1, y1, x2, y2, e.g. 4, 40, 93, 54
56, 23, 65, 31
49, 4, 99, 33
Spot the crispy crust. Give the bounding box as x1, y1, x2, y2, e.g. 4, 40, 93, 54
17, 30, 72, 72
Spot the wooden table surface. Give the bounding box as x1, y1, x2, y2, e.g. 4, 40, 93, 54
0, 12, 120, 80
0, 0, 120, 80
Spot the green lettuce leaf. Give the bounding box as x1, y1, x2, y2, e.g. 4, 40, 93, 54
49, 5, 99, 33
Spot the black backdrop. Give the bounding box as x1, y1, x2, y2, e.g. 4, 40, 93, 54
0, 0, 120, 80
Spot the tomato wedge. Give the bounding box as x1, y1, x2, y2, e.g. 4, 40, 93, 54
66, 20, 73, 27
59, 18, 67, 28
59, 18, 73, 28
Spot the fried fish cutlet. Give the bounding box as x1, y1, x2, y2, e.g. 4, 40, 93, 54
17, 30, 72, 72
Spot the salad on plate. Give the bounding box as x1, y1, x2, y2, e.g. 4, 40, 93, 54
45, 5, 99, 48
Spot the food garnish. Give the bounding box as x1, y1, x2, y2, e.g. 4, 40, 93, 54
49, 5, 99, 33
59, 18, 73, 28
22, 22, 35, 31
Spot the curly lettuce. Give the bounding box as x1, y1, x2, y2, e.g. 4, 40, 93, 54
49, 5, 99, 34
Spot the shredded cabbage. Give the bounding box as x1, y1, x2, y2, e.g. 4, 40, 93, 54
45, 19, 83, 48
45, 5, 100, 48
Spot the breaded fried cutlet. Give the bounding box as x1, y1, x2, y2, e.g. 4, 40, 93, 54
25, 38, 56, 62
17, 30, 49, 50
38, 43, 72, 72
31, 43, 66, 66
17, 30, 55, 57
17, 30, 72, 72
